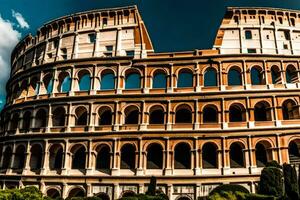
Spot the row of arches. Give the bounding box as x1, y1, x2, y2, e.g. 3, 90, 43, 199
6, 99, 300, 131
2, 139, 296, 172
10, 64, 300, 100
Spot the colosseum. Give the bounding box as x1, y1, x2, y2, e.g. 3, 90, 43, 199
1, 5, 300, 200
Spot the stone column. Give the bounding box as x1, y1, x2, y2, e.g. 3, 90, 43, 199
166, 100, 172, 130
41, 140, 49, 175
113, 101, 120, 131
136, 138, 143, 175
139, 101, 147, 130
143, 65, 149, 93
86, 140, 93, 175
193, 138, 200, 175
195, 62, 201, 92
7, 143, 16, 174
61, 140, 69, 175
167, 64, 174, 93
164, 137, 172, 175
23, 141, 31, 175
111, 138, 120, 175
194, 99, 200, 130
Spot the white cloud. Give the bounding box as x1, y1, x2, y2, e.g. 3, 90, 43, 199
12, 10, 29, 29
0, 15, 21, 96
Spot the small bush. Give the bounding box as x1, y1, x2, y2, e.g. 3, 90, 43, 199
209, 184, 250, 196
266, 161, 282, 169
258, 166, 283, 197
245, 193, 275, 200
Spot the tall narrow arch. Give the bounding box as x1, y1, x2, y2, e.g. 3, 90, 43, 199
204, 67, 217, 87
177, 69, 193, 88
49, 144, 63, 170
202, 143, 218, 169
95, 144, 111, 170
149, 106, 165, 124
147, 143, 163, 169
75, 106, 88, 126
52, 107, 66, 126
30, 144, 43, 171
229, 142, 245, 168
13, 145, 26, 170
78, 70, 91, 91
153, 71, 167, 89
124, 106, 139, 124
286, 65, 298, 84
125, 71, 141, 89
120, 144, 136, 169
58, 72, 71, 93
251, 66, 264, 85
10, 113, 19, 130
35, 109, 47, 128
229, 104, 246, 122
203, 105, 218, 123
98, 107, 113, 125
43, 73, 54, 94
71, 145, 86, 170
255, 141, 272, 167
254, 101, 271, 121
22, 111, 31, 131
271, 65, 281, 84
228, 67, 242, 86
282, 99, 299, 120
174, 142, 191, 169
100, 71, 115, 90
1, 147, 12, 169
288, 140, 300, 165
175, 105, 192, 123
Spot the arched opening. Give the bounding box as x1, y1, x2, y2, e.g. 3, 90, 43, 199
175, 105, 192, 123
254, 101, 271, 121
78, 70, 91, 91
120, 144, 136, 169
98, 108, 113, 125
10, 113, 19, 131
174, 143, 191, 169
30, 144, 43, 171
71, 145, 86, 170
1, 147, 12, 169
75, 107, 88, 126
255, 142, 270, 167
125, 106, 139, 124
125, 72, 141, 89
28, 77, 39, 96
100, 71, 115, 90
96, 192, 110, 200
230, 142, 245, 168
149, 107, 164, 124
96, 145, 111, 170
20, 80, 27, 98
203, 105, 218, 123
58, 72, 71, 93
271, 66, 281, 84
13, 145, 26, 170
177, 69, 193, 88
52, 107, 66, 126
177, 196, 192, 200
202, 143, 218, 169
228, 68, 242, 86
68, 188, 85, 198
229, 104, 245, 122
147, 143, 163, 169
286, 65, 298, 84
251, 67, 264, 85
12, 85, 20, 99
49, 144, 63, 170
153, 71, 167, 89
35, 109, 47, 128
288, 140, 300, 164
47, 188, 61, 199
22, 111, 31, 131
282, 99, 299, 120
204, 67, 217, 87
43, 73, 54, 94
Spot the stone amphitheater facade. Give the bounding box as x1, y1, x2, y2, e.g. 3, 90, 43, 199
1, 5, 300, 200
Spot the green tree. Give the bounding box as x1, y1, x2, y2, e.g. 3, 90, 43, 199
146, 176, 157, 196
283, 163, 299, 200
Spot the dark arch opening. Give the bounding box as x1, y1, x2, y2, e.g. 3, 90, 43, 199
78, 70, 91, 91
149, 109, 164, 124
147, 143, 163, 169
204, 68, 217, 87
13, 146, 26, 170
202, 143, 218, 169
174, 143, 191, 169
254, 102, 271, 121
35, 109, 47, 128
68, 188, 85, 198
255, 143, 268, 167
271, 66, 281, 84
228, 68, 242, 86
177, 70, 193, 88
75, 107, 88, 126
282, 100, 299, 120
289, 141, 300, 165
10, 113, 19, 131
47, 188, 61, 199
2, 147, 12, 169
203, 106, 218, 123
230, 143, 245, 168
175, 108, 192, 123
125, 72, 141, 89
49, 144, 63, 170
72, 146, 86, 170
52, 107, 66, 126
120, 144, 136, 169
153, 72, 167, 89
101, 71, 115, 90
229, 104, 245, 122
22, 111, 31, 131
96, 145, 111, 170
125, 108, 139, 124
177, 196, 192, 200
96, 192, 110, 200
99, 109, 113, 125
251, 67, 264, 85
30, 145, 43, 171
286, 65, 298, 84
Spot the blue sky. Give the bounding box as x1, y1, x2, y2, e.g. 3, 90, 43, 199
0, 0, 300, 109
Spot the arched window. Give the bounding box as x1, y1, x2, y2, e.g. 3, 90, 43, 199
78, 71, 91, 91
202, 143, 218, 169
125, 72, 141, 89
174, 143, 191, 169
251, 67, 264, 85
100, 72, 115, 90
71, 145, 86, 170
99, 108, 113, 125
177, 70, 193, 88
288, 140, 300, 165
228, 68, 242, 86
149, 107, 164, 124
96, 193, 110, 200
203, 105, 218, 123
96, 145, 111, 170
28, 77, 39, 96
22, 111, 31, 131
20, 81, 27, 98
286, 65, 298, 84
13, 145, 26, 170
147, 143, 163, 169
35, 109, 47, 128
47, 188, 61, 199
153, 72, 167, 89
271, 66, 281, 84
30, 144, 43, 171
10, 113, 19, 130
2, 147, 12, 169
229, 104, 245, 122
75, 107, 88, 126
204, 68, 217, 87
58, 72, 71, 93
68, 188, 85, 198
254, 101, 271, 121
43, 74, 54, 94
125, 106, 139, 124
52, 107, 66, 126
282, 99, 299, 120
230, 142, 245, 168
49, 144, 63, 170
120, 144, 136, 169
255, 142, 270, 167
175, 105, 192, 123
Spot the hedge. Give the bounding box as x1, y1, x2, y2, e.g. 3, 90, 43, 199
209, 184, 250, 196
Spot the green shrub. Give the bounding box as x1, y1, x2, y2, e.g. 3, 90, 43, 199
209, 184, 250, 196
265, 161, 282, 169
258, 166, 283, 197
245, 193, 275, 200
283, 163, 299, 200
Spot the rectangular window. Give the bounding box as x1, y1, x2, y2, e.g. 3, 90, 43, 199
53, 39, 59, 49
283, 44, 288, 49
126, 50, 134, 56
284, 31, 291, 40
88, 33, 96, 43
102, 18, 108, 27
247, 48, 256, 53
245, 30, 252, 39
106, 45, 113, 51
